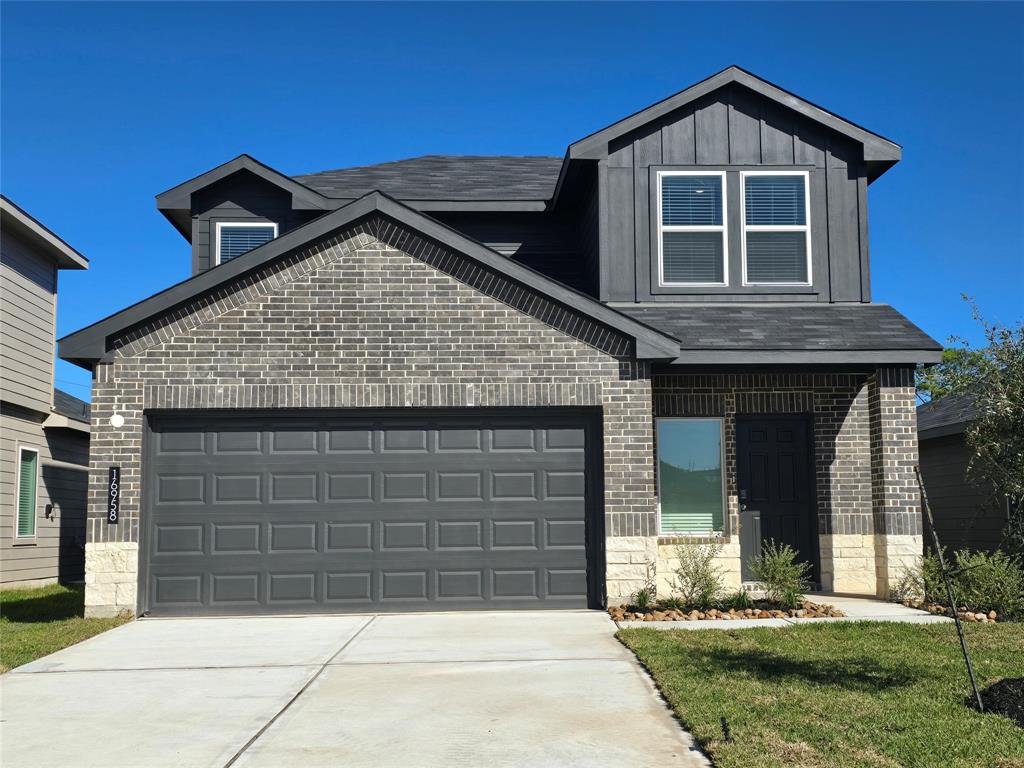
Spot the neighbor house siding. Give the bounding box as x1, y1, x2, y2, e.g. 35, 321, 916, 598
83, 217, 659, 615
600, 82, 869, 303
919, 433, 1008, 553
0, 404, 89, 585
1, 228, 57, 415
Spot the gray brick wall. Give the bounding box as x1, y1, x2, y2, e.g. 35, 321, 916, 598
86, 218, 658, 548
869, 367, 922, 537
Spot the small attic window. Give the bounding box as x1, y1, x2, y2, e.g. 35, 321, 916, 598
215, 222, 278, 264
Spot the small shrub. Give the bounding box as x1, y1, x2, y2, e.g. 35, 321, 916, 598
632, 587, 653, 610
748, 540, 811, 609
892, 549, 945, 604
670, 540, 725, 609
953, 549, 1024, 620
891, 548, 1024, 620
723, 589, 754, 611
659, 595, 686, 610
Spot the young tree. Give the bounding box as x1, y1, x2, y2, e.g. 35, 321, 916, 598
925, 300, 1024, 549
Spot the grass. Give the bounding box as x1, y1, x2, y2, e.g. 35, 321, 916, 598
0, 584, 130, 673
618, 622, 1024, 768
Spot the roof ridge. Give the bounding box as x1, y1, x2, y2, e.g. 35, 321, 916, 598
294, 154, 563, 178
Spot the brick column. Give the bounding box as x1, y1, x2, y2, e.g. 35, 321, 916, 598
868, 367, 923, 598
602, 363, 658, 605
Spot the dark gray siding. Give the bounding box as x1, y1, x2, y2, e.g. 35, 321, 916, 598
1, 229, 57, 414
191, 172, 321, 274
576, 163, 600, 298
600, 83, 870, 303
432, 212, 586, 292
0, 404, 89, 585
919, 434, 1009, 553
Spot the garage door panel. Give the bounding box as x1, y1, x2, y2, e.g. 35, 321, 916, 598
144, 412, 597, 615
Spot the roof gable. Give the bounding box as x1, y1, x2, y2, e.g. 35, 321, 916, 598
567, 66, 901, 179
60, 192, 680, 367
0, 196, 89, 269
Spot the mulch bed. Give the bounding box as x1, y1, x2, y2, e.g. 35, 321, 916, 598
968, 678, 1024, 728
609, 599, 845, 622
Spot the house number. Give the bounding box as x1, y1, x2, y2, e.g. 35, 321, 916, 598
107, 466, 120, 524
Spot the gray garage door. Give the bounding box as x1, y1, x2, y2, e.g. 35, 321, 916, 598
142, 411, 598, 616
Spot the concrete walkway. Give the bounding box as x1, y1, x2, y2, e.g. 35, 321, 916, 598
0, 612, 708, 768
616, 593, 952, 630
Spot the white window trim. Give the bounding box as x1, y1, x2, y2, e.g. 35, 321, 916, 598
740, 170, 812, 286
655, 417, 727, 536
14, 445, 39, 540
214, 221, 279, 266
656, 171, 729, 287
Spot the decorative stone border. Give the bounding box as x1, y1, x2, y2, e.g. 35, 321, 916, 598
609, 600, 845, 623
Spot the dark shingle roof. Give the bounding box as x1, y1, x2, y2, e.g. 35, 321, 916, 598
616, 303, 941, 362
53, 388, 90, 423
917, 392, 976, 439
294, 156, 564, 201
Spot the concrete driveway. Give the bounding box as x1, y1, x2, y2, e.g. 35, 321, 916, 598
0, 612, 708, 768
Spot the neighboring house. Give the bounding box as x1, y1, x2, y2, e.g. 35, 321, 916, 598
918, 394, 1011, 553
59, 66, 941, 618
1, 196, 90, 586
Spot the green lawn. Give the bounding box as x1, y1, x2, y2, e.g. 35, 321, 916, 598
618, 622, 1024, 768
0, 584, 130, 673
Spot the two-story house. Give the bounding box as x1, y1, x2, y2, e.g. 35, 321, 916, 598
59, 67, 941, 617
2, 196, 91, 586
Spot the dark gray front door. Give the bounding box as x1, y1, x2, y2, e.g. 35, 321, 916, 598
737, 416, 818, 583
142, 410, 598, 616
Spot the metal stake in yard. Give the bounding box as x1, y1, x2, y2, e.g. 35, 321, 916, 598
915, 465, 984, 712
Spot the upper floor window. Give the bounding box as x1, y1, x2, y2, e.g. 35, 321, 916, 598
215, 222, 278, 265
657, 171, 727, 286
741, 172, 811, 285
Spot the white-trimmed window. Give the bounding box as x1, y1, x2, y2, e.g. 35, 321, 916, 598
657, 171, 728, 286
656, 418, 725, 534
215, 222, 278, 265
741, 171, 811, 285
15, 447, 39, 538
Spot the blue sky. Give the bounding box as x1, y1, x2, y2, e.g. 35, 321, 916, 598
2, 2, 1022, 401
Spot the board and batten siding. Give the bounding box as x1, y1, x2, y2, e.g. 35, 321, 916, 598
0, 405, 89, 585
1, 228, 57, 414
190, 172, 321, 275
599, 82, 871, 304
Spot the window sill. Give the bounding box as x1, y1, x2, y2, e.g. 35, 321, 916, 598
12, 541, 38, 547
659, 535, 731, 546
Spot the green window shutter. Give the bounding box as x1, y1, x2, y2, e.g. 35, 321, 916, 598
17, 450, 38, 537
656, 419, 724, 534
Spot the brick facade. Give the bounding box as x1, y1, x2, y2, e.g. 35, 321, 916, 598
84, 217, 657, 615
83, 215, 922, 615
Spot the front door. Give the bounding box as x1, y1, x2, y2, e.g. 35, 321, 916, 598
737, 416, 818, 583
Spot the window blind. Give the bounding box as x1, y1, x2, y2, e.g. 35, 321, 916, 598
746, 231, 808, 283
17, 450, 37, 537
662, 232, 725, 284
657, 420, 724, 534
744, 175, 806, 225
219, 225, 276, 263
662, 175, 723, 226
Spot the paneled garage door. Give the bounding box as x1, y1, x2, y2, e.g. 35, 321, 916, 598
142, 411, 599, 616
